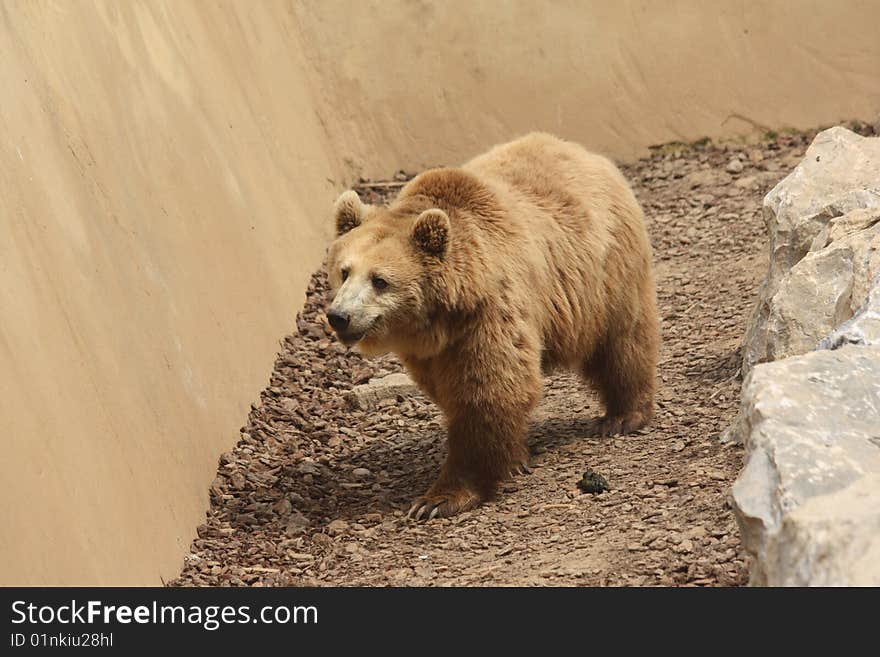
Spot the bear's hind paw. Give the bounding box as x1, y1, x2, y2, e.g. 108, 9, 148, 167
510, 460, 533, 477
594, 410, 650, 436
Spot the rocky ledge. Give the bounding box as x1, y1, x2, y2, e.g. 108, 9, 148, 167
729, 126, 880, 585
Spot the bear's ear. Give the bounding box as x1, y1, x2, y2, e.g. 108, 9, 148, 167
411, 208, 450, 258
334, 190, 366, 236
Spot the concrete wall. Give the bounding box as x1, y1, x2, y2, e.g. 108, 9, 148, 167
0, 1, 339, 585
294, 0, 880, 178
1, 0, 878, 585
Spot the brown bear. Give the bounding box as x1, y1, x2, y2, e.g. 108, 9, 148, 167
325, 132, 658, 520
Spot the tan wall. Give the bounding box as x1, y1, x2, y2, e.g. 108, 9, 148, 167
295, 0, 880, 178
2, 0, 879, 585
0, 1, 339, 585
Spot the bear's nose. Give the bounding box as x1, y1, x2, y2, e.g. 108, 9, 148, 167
326, 309, 350, 332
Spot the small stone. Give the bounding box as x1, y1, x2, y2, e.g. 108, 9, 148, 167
327, 519, 350, 535
393, 567, 413, 580
577, 469, 610, 494
351, 467, 372, 479
345, 373, 420, 410
297, 461, 322, 476
673, 538, 694, 554
235, 513, 258, 526
272, 498, 292, 516
209, 476, 225, 497
685, 169, 718, 188
284, 511, 311, 535
726, 157, 744, 173
686, 526, 708, 539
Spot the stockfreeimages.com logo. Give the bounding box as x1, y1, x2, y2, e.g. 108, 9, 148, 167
11, 600, 317, 631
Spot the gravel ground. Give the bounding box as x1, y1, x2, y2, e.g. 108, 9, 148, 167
172, 127, 865, 587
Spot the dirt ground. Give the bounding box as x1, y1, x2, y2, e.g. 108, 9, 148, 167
173, 129, 831, 587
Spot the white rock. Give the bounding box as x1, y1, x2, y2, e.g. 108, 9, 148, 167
758, 220, 879, 361
726, 157, 744, 174
345, 372, 420, 409
818, 275, 880, 349
731, 346, 880, 585
742, 127, 880, 376
727, 128, 880, 585
761, 244, 854, 360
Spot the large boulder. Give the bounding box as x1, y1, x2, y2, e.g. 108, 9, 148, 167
758, 217, 880, 361
731, 346, 880, 585
742, 127, 880, 375
729, 127, 880, 586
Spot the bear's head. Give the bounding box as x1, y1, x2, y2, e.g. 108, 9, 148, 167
325, 190, 451, 357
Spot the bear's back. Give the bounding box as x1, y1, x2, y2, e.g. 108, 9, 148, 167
462, 133, 637, 236
466, 132, 618, 190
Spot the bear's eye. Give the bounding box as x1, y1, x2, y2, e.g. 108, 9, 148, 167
341, 268, 349, 282
371, 275, 389, 291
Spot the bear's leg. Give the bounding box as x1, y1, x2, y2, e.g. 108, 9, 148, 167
408, 347, 541, 520
407, 407, 533, 520
584, 315, 657, 436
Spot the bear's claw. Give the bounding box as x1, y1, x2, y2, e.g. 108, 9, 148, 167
407, 489, 481, 521
511, 461, 532, 476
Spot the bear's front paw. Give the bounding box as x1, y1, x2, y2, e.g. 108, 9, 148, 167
407, 486, 483, 521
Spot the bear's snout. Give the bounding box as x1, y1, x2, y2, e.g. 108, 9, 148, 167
326, 309, 351, 332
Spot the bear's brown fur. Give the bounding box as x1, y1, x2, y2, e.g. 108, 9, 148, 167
326, 133, 659, 519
